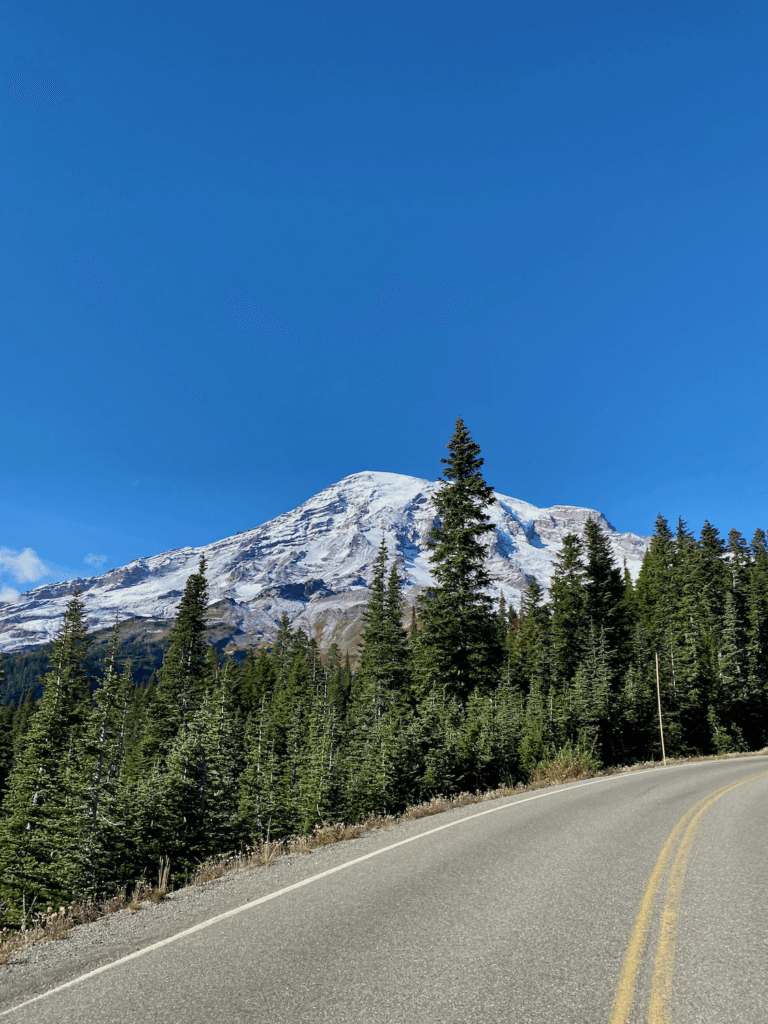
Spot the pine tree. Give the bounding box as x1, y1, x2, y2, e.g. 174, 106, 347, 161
458, 689, 497, 792
746, 529, 768, 747
549, 534, 587, 690
0, 653, 13, 797
140, 557, 210, 762
698, 520, 727, 607
353, 540, 389, 709
324, 643, 351, 715
515, 579, 554, 772
295, 683, 341, 832
668, 520, 711, 754
12, 690, 36, 759
271, 614, 295, 691
413, 418, 501, 700
583, 518, 626, 661
125, 559, 212, 878
238, 695, 280, 845
384, 559, 410, 695
636, 515, 676, 649
493, 672, 525, 784
236, 647, 276, 719
516, 578, 551, 694
0, 593, 93, 924
342, 540, 415, 819
712, 530, 752, 751
199, 659, 243, 856
78, 623, 135, 897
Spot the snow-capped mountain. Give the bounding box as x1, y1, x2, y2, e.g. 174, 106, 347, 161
0, 472, 649, 654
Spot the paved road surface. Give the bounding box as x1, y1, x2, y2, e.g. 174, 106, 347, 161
1, 756, 766, 1023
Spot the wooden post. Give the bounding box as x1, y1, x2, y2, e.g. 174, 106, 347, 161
655, 652, 667, 766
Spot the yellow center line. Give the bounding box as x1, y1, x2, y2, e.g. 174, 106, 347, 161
646, 769, 768, 1024
609, 770, 768, 1024
608, 794, 712, 1024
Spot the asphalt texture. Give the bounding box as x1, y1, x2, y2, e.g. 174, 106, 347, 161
0, 756, 766, 1023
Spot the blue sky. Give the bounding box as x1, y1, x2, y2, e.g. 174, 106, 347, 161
2, 0, 768, 598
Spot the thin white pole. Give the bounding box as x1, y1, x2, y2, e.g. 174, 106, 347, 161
655, 652, 667, 766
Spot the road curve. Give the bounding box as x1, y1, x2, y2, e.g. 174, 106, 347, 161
2, 756, 766, 1023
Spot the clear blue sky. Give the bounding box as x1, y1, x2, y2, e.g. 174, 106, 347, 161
2, 0, 768, 596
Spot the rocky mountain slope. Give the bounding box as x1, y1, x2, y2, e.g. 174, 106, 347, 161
0, 472, 649, 655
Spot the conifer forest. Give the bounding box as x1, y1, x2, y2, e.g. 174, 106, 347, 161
1, 419, 767, 928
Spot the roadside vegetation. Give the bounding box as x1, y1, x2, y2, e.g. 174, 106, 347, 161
2, 742, 765, 966
1, 417, 767, 957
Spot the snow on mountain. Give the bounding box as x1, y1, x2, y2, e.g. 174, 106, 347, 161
0, 472, 649, 654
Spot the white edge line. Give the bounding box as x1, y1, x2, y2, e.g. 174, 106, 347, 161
1, 757, 765, 1018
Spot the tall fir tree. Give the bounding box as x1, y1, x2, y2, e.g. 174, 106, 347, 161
0, 653, 13, 798
413, 418, 501, 700
341, 541, 410, 821
0, 593, 93, 924
78, 623, 135, 897
549, 534, 587, 690
139, 556, 210, 762
126, 559, 212, 877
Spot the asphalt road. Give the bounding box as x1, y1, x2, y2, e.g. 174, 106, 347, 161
2, 756, 766, 1023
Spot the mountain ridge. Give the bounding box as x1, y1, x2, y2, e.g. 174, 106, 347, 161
0, 472, 649, 654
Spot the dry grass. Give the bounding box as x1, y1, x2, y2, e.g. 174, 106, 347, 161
0, 900, 101, 965
190, 838, 286, 885
2, 745, 767, 967
0, 864, 173, 965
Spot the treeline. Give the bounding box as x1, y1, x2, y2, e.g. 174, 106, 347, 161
1, 418, 767, 927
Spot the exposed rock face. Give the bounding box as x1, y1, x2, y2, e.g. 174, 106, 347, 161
0, 472, 648, 654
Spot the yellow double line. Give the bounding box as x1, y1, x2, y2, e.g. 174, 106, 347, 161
609, 769, 768, 1024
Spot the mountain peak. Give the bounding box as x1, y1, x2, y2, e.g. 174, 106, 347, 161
0, 474, 648, 654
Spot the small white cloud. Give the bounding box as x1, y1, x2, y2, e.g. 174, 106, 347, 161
84, 553, 108, 570
0, 546, 49, 583
0, 585, 20, 604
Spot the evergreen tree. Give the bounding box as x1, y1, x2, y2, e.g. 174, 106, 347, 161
78, 623, 135, 897
238, 696, 280, 844
384, 559, 410, 694
458, 688, 497, 792
493, 672, 525, 784
125, 560, 212, 878
139, 557, 209, 763
340, 541, 410, 821
583, 519, 626, 660
712, 530, 752, 751
158, 558, 208, 737
0, 653, 13, 797
324, 643, 352, 715
515, 579, 554, 772
12, 690, 37, 759
353, 540, 390, 711
236, 647, 276, 719
0, 593, 93, 924
746, 529, 768, 746
294, 683, 341, 832
271, 614, 295, 691
549, 534, 587, 689
413, 418, 501, 700
667, 519, 712, 754
199, 659, 243, 855
636, 515, 676, 649
159, 657, 244, 870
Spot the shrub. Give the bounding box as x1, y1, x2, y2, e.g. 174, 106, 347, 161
529, 743, 602, 787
